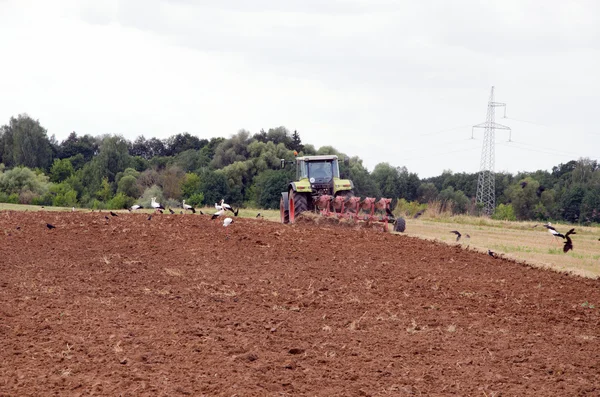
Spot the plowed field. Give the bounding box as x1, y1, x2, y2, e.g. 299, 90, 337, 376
1, 211, 600, 396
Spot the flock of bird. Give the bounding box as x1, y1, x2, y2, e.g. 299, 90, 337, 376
449, 221, 580, 260
44, 197, 244, 237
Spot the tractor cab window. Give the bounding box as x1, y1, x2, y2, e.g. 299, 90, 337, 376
331, 159, 340, 178
297, 160, 307, 180
308, 161, 334, 180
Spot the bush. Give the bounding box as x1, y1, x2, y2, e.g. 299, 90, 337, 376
107, 192, 133, 209
492, 203, 516, 221
186, 193, 205, 207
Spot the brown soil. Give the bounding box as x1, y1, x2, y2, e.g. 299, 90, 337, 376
1, 210, 599, 396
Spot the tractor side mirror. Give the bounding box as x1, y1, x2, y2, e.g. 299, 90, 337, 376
344, 156, 350, 166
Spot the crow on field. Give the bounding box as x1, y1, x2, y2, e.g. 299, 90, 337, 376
110, 211, 118, 217
488, 249, 497, 258
450, 230, 462, 242
46, 223, 56, 230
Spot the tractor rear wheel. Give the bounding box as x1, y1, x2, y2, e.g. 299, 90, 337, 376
289, 189, 308, 223
393, 217, 406, 233
280, 195, 289, 224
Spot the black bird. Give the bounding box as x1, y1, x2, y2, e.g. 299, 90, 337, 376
199, 210, 204, 215
413, 210, 425, 219
256, 212, 264, 218
536, 185, 546, 198
563, 228, 576, 253
169, 208, 175, 214
147, 215, 152, 221
110, 211, 118, 217
105, 216, 110, 223
180, 211, 183, 214
450, 230, 462, 242
520, 181, 528, 188
46, 223, 56, 230
488, 249, 497, 258
233, 208, 239, 217
16, 226, 21, 230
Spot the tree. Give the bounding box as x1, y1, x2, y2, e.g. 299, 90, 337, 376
290, 130, 304, 153
49, 158, 74, 183
199, 171, 230, 206
163, 133, 208, 156
58, 132, 99, 162
0, 166, 50, 197
252, 169, 294, 209
117, 175, 141, 198
417, 182, 438, 203
181, 173, 201, 198
161, 166, 185, 200
0, 114, 54, 170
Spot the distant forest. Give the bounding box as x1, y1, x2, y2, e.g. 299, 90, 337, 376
0, 114, 598, 224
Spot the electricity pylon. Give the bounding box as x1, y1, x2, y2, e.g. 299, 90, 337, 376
472, 86, 511, 216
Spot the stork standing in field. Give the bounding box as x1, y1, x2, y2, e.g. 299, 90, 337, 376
220, 199, 239, 216
182, 200, 196, 213
223, 217, 234, 239
151, 197, 165, 214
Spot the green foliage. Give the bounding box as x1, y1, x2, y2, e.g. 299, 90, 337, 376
117, 175, 140, 198
50, 183, 78, 207
49, 158, 74, 183
199, 171, 230, 206
0, 114, 54, 170
437, 186, 469, 214
186, 193, 205, 207
96, 177, 113, 202
0, 166, 50, 196
252, 169, 293, 209
161, 166, 185, 200
181, 173, 201, 198
394, 198, 426, 217
107, 192, 133, 209
492, 203, 517, 221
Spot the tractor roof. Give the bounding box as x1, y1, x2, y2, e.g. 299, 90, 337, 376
296, 155, 338, 161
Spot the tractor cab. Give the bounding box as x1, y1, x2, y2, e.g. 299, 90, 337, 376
296, 156, 340, 184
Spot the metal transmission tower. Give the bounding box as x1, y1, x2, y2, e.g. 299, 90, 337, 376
472, 86, 511, 216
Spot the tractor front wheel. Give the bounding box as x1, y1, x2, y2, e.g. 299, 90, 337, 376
289, 189, 308, 223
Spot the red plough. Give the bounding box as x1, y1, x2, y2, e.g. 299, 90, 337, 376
314, 195, 395, 232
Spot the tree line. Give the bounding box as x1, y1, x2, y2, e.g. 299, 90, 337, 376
0, 113, 598, 224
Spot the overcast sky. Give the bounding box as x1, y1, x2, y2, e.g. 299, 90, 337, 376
0, 0, 598, 177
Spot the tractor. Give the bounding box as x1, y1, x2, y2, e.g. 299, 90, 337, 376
279, 154, 406, 232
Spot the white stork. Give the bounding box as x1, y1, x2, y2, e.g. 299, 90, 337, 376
544, 222, 565, 244
211, 208, 225, 220
151, 197, 165, 213
223, 217, 234, 239
130, 204, 143, 211
220, 199, 239, 216
182, 200, 196, 213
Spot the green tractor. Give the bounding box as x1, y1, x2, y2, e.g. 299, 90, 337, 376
279, 154, 406, 232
